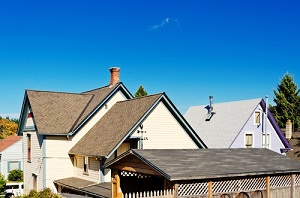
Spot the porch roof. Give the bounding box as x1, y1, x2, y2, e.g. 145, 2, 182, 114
54, 177, 111, 198
106, 148, 300, 181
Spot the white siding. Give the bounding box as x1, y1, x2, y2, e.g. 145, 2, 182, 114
23, 131, 44, 194
43, 90, 127, 192
131, 101, 198, 149
0, 139, 23, 179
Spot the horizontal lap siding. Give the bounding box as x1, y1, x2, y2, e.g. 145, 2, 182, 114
1, 139, 23, 179
23, 132, 44, 194
74, 155, 99, 182
133, 102, 198, 149
44, 91, 127, 190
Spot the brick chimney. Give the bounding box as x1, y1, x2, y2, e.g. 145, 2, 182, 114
109, 67, 120, 85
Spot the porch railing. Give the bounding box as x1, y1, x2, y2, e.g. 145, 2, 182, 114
123, 189, 175, 198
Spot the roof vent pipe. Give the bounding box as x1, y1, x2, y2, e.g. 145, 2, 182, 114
209, 96, 213, 114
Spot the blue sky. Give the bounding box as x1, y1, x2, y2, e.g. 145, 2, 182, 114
1, 0, 300, 118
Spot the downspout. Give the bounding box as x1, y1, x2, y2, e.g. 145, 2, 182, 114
100, 158, 106, 183
265, 96, 268, 148
43, 135, 46, 189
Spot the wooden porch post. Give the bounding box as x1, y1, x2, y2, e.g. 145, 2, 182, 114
291, 174, 295, 198
174, 183, 179, 198
266, 176, 270, 198
208, 181, 213, 198
116, 174, 122, 198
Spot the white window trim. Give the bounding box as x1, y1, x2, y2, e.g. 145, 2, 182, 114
244, 133, 254, 148
254, 110, 262, 125
262, 133, 271, 149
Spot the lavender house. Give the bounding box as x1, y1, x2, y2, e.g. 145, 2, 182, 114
184, 97, 291, 154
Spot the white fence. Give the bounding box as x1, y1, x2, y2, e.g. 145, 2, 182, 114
123, 189, 175, 198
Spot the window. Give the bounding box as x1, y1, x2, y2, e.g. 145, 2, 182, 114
27, 134, 31, 161
245, 134, 253, 148
255, 111, 261, 125
83, 157, 89, 173
262, 133, 270, 148
8, 161, 20, 172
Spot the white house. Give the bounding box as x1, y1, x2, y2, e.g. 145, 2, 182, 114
17, 67, 206, 196
184, 97, 291, 154
0, 135, 23, 179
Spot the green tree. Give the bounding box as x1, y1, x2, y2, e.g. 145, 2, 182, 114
270, 73, 300, 131
7, 169, 23, 182
0, 173, 6, 195
0, 118, 18, 139
134, 85, 148, 98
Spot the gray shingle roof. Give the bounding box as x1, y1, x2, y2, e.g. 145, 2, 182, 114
184, 98, 262, 148
69, 93, 163, 157
106, 148, 300, 181
54, 177, 111, 198
26, 83, 121, 135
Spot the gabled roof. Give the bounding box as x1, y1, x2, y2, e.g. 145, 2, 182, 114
106, 148, 300, 181
0, 136, 22, 152
184, 98, 262, 148
69, 93, 163, 157
18, 83, 132, 135
69, 93, 206, 157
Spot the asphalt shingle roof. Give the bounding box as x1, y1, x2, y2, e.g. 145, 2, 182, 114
69, 93, 163, 157
184, 98, 262, 148
0, 136, 22, 152
26, 83, 120, 135
54, 177, 111, 198
107, 148, 300, 181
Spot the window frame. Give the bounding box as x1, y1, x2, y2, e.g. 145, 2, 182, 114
83, 156, 89, 174
262, 133, 271, 149
254, 111, 261, 125
27, 134, 31, 162
245, 133, 254, 148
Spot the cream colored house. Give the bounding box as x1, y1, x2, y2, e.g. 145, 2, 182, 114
17, 68, 206, 197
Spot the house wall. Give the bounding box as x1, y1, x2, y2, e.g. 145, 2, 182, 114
43, 90, 127, 192
73, 155, 100, 183
131, 101, 199, 149
23, 131, 44, 194
230, 105, 285, 154
0, 139, 23, 179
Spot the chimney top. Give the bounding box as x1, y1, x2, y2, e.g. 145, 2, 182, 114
109, 67, 120, 86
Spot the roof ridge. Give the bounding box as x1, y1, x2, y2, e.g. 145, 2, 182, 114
26, 89, 90, 96
81, 82, 122, 94
116, 92, 164, 103
192, 98, 262, 107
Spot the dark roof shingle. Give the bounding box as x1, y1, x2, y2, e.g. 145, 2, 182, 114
107, 148, 300, 181
69, 93, 163, 157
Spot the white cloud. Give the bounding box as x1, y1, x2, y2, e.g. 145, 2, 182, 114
149, 18, 179, 30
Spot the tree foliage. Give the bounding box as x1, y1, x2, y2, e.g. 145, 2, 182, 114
0, 174, 6, 195
22, 188, 61, 198
0, 118, 18, 139
134, 85, 148, 98
270, 73, 300, 130
7, 169, 23, 182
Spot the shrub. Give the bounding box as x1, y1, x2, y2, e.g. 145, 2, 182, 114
7, 169, 23, 182
22, 188, 61, 198
0, 173, 6, 195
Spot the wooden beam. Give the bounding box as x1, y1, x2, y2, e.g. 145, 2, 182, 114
116, 174, 122, 198
266, 176, 270, 198
208, 181, 213, 198
291, 174, 295, 198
